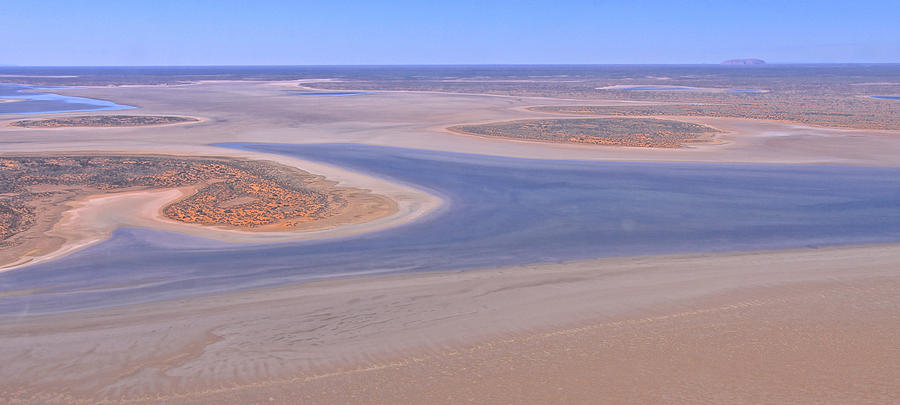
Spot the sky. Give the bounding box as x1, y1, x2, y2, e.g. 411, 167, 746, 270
2, 0, 898, 65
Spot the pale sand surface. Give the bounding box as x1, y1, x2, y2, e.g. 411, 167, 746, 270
0, 244, 897, 403
278, 279, 898, 405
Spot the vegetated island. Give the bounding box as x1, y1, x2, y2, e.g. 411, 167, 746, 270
721, 58, 766, 65
450, 118, 720, 148
9, 115, 199, 128
0, 155, 394, 268
529, 102, 900, 131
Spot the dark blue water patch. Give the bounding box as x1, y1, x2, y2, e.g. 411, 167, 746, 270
730, 89, 764, 93
0, 84, 134, 114
871, 95, 900, 100
3, 143, 900, 315
612, 87, 697, 91
288, 91, 373, 96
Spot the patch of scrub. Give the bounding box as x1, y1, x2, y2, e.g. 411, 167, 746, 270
9, 115, 199, 128
612, 86, 697, 91
288, 91, 373, 96
450, 117, 720, 148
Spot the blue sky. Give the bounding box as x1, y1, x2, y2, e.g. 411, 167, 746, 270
2, 0, 898, 65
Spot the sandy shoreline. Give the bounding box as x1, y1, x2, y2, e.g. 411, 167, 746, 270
0, 152, 443, 272
1, 242, 898, 403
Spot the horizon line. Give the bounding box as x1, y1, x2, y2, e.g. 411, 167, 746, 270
2, 62, 899, 68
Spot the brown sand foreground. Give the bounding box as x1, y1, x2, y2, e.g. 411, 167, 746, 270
1, 244, 898, 404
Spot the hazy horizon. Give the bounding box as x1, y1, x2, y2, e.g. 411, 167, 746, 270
2, 62, 899, 68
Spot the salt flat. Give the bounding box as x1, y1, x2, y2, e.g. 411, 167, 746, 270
1, 79, 898, 403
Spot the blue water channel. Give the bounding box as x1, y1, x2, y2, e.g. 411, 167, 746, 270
2, 143, 899, 315
0, 84, 134, 114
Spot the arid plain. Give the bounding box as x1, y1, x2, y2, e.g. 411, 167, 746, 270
1, 70, 899, 404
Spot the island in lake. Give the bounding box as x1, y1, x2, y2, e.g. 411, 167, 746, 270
9, 115, 199, 128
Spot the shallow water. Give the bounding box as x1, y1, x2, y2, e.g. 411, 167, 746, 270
0, 84, 134, 114
2, 143, 900, 315
871, 95, 899, 100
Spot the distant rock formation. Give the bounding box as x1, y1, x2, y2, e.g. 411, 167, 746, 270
721, 58, 766, 65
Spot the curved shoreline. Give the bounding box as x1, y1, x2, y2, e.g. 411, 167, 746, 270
0, 84, 136, 115
0, 151, 444, 273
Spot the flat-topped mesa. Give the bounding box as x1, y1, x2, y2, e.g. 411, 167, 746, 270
9, 115, 199, 128
721, 58, 766, 65
450, 118, 720, 148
